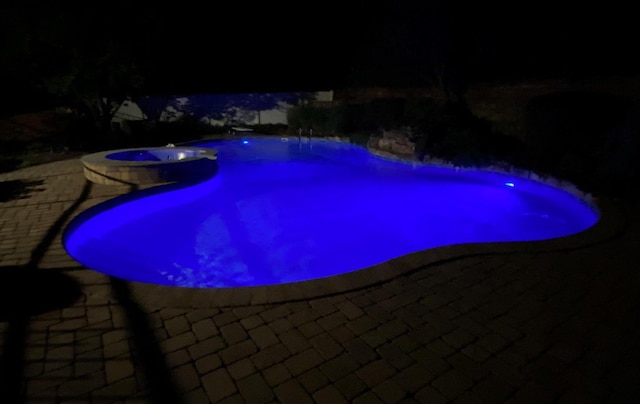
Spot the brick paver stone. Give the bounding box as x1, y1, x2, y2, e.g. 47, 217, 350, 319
344, 337, 378, 364
219, 339, 258, 365
227, 358, 256, 381
432, 369, 474, 400
320, 353, 360, 382
195, 353, 222, 375
220, 323, 248, 344
313, 385, 349, 403
248, 325, 279, 349
188, 336, 226, 360
298, 367, 329, 393
373, 379, 407, 403
250, 343, 290, 370
334, 373, 368, 400
262, 363, 292, 387
279, 328, 312, 354
192, 318, 218, 340
173, 363, 200, 392
274, 379, 313, 404
284, 348, 324, 376
392, 363, 433, 393
310, 332, 343, 360
202, 368, 237, 402
104, 359, 134, 384
356, 359, 397, 388
237, 373, 274, 403
164, 315, 190, 337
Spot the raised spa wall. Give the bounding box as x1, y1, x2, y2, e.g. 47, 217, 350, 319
81, 147, 218, 186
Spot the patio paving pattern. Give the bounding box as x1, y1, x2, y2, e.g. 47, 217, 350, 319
0, 157, 639, 403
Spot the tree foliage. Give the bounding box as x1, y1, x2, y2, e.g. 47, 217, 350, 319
1, 2, 145, 130
346, 1, 489, 102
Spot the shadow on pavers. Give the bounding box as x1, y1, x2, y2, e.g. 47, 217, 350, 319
0, 179, 45, 203
110, 277, 184, 404
0, 266, 84, 402
0, 179, 92, 305
0, 266, 82, 321
0, 180, 91, 403
1, 177, 185, 403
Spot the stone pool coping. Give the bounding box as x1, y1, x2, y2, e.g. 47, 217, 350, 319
124, 196, 625, 310
81, 146, 218, 185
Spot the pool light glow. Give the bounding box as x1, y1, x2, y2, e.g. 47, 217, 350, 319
64, 138, 599, 288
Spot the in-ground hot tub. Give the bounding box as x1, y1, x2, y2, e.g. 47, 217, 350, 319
81, 146, 218, 185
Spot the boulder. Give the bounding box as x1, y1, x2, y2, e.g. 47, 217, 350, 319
370, 129, 416, 157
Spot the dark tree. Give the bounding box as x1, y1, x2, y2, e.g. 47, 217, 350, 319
346, 1, 490, 101
0, 2, 147, 130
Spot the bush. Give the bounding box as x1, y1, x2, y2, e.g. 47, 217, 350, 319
402, 97, 440, 128
288, 97, 526, 169
592, 102, 640, 197
348, 132, 371, 147
287, 104, 349, 135
524, 91, 634, 188
250, 124, 288, 136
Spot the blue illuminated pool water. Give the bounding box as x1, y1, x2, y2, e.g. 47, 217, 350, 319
64, 137, 599, 288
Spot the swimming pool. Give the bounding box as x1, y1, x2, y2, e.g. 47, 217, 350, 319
64, 137, 599, 288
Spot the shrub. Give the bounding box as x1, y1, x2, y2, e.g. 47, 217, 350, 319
287, 104, 350, 135
524, 91, 634, 188
348, 132, 371, 147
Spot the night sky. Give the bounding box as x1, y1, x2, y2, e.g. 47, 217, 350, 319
135, 1, 640, 92
1, 0, 638, 112
155, 1, 640, 86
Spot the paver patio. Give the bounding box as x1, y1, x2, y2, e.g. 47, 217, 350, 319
0, 156, 638, 403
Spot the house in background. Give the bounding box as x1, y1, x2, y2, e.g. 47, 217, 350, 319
111, 91, 333, 133
110, 98, 148, 133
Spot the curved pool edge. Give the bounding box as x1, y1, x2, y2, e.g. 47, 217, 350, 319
121, 195, 626, 310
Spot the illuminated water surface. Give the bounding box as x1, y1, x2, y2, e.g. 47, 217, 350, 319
64, 138, 599, 287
